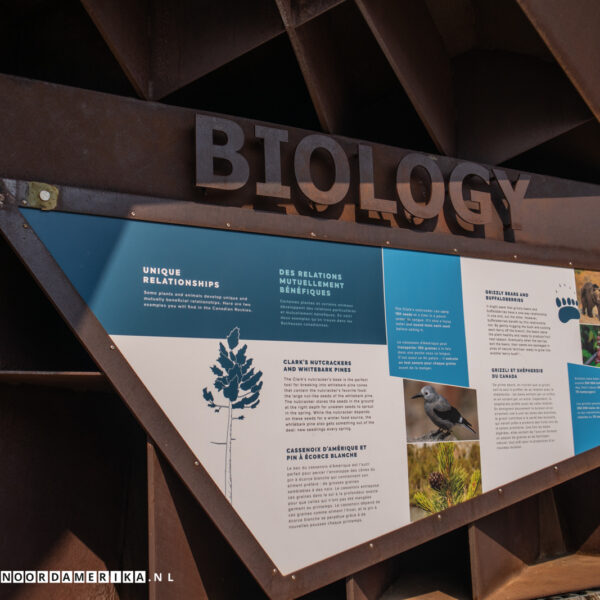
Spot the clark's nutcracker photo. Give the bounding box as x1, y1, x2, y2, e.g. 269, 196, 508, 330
409, 384, 478, 441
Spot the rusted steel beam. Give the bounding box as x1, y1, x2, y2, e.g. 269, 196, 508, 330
454, 50, 592, 165
147, 441, 267, 600
277, 0, 346, 28
518, 0, 600, 124
355, 0, 456, 156
151, 0, 284, 100
147, 441, 210, 600
81, 0, 151, 100
276, 1, 353, 134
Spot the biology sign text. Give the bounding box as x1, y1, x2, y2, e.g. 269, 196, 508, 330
195, 114, 530, 230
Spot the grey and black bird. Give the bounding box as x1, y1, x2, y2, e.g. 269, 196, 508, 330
411, 385, 477, 436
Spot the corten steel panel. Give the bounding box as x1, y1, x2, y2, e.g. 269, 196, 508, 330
483, 555, 600, 600
346, 528, 471, 600
469, 485, 600, 600
0, 383, 147, 600
552, 468, 600, 555
468, 497, 540, 600
2, 179, 600, 599
1, 74, 600, 253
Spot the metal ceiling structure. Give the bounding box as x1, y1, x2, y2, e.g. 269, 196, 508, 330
0, 2, 600, 600
0, 0, 599, 184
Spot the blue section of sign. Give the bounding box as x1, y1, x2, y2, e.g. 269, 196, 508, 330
382, 248, 469, 387
568, 362, 600, 455
22, 209, 386, 345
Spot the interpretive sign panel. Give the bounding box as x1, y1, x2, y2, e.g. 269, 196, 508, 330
20, 208, 600, 575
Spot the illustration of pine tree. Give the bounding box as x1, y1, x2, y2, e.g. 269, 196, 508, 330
412, 442, 481, 514
202, 327, 262, 502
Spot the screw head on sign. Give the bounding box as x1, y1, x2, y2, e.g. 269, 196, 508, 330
39, 190, 51, 202
130, 211, 136, 217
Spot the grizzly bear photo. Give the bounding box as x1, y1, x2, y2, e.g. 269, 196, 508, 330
581, 282, 600, 319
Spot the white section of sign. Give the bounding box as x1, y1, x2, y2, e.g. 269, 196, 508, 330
460, 259, 581, 490
112, 336, 409, 574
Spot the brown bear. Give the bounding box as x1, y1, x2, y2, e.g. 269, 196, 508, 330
581, 282, 600, 319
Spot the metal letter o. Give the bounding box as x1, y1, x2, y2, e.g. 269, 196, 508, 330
294, 134, 350, 205
396, 153, 445, 219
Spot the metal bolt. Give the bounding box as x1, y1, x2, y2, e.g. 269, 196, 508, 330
22, 200, 27, 206
498, 488, 503, 494
110, 344, 115, 350
453, 248, 458, 253
554, 465, 559, 472
385, 240, 390, 245
39, 190, 51, 202
272, 569, 277, 575
226, 222, 231, 228
437, 514, 442, 520
568, 262, 573, 266
194, 460, 199, 467
22, 223, 28, 229
310, 232, 316, 238
513, 255, 518, 259
369, 543, 374, 549
291, 575, 296, 581
130, 211, 136, 217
